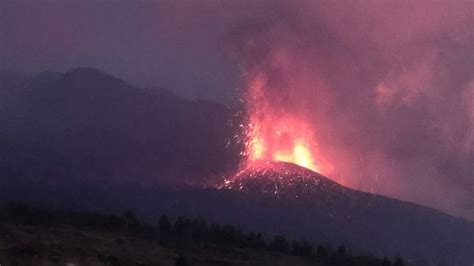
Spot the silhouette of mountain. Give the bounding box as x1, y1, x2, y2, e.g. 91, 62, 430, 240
216, 162, 474, 265
0, 67, 241, 186
1, 69, 473, 265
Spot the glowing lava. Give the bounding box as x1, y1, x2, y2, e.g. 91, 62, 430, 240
242, 73, 321, 173
246, 115, 319, 172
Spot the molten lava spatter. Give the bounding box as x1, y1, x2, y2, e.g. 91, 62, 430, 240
246, 114, 319, 171
219, 161, 345, 199
242, 73, 321, 172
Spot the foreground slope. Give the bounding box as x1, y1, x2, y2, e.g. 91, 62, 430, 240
2, 166, 473, 265
217, 162, 474, 265
0, 218, 316, 266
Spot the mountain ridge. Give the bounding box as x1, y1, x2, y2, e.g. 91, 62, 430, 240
0, 68, 472, 265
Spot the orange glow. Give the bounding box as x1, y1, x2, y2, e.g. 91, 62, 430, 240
243, 73, 320, 172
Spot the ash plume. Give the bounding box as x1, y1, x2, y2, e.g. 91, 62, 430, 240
220, 0, 474, 220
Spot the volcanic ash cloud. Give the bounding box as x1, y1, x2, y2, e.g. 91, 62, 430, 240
222, 0, 474, 220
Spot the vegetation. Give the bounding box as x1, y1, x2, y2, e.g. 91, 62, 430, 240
0, 201, 404, 266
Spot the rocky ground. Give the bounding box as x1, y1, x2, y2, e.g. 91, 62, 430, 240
0, 222, 315, 266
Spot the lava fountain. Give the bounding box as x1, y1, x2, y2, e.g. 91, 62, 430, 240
219, 72, 329, 192
241, 73, 322, 173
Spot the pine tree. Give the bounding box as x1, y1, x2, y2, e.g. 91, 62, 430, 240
269, 235, 290, 253
158, 214, 172, 245
336, 244, 346, 256
393, 255, 404, 266
316, 245, 329, 259
175, 254, 188, 266
382, 256, 391, 266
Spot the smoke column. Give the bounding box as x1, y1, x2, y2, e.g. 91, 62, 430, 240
221, 0, 474, 220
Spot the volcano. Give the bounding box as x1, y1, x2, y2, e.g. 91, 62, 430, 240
216, 162, 474, 265
219, 161, 345, 199
1, 69, 473, 265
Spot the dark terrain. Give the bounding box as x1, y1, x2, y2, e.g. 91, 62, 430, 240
0, 203, 401, 266
0, 67, 241, 186
0, 68, 473, 266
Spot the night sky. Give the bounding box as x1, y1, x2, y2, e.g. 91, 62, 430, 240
1, 0, 473, 220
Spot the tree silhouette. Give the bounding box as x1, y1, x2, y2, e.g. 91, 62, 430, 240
316, 245, 329, 259
393, 255, 404, 266
190, 217, 209, 243
291, 240, 314, 257
123, 210, 138, 226
159, 214, 173, 245
174, 216, 194, 247
0, 205, 408, 265
336, 244, 346, 256
382, 256, 391, 266
175, 254, 189, 266
247, 232, 267, 250
269, 235, 290, 253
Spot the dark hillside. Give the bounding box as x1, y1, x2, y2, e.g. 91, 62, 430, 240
0, 68, 241, 185
0, 203, 402, 266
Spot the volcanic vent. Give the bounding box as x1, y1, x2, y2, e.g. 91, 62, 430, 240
219, 161, 346, 199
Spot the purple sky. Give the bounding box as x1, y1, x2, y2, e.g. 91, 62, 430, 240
1, 0, 473, 220
0, 1, 240, 103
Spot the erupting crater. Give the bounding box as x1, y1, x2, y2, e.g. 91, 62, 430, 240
244, 114, 320, 172
221, 72, 333, 193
